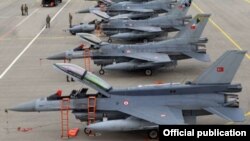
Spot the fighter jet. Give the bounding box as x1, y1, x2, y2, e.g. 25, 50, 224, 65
69, 0, 179, 35
86, 0, 155, 4
69, 0, 190, 37
77, 0, 176, 16
97, 0, 192, 42
9, 50, 246, 139
48, 14, 210, 76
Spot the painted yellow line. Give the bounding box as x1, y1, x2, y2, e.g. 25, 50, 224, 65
192, 2, 250, 60
192, 2, 205, 13
225, 121, 234, 125
225, 111, 250, 125
245, 0, 250, 4
245, 112, 250, 117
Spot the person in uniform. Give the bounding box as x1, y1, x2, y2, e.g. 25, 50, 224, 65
46, 14, 51, 28
24, 4, 28, 15
69, 12, 73, 28
21, 4, 24, 16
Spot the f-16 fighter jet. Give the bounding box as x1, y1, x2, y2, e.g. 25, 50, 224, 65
9, 50, 246, 139
77, 0, 176, 15
69, 0, 189, 35
99, 0, 192, 42
48, 14, 210, 76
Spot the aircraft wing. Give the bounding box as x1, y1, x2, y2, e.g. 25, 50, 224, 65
126, 26, 162, 32
182, 51, 210, 62
125, 53, 171, 63
118, 106, 184, 125
125, 8, 154, 13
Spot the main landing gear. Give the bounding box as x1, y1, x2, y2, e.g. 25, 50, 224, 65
148, 130, 159, 139
144, 69, 153, 76
84, 128, 92, 135
99, 66, 105, 75
108, 38, 112, 43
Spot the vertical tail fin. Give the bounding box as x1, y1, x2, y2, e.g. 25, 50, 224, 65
175, 14, 210, 40
168, 0, 192, 17
193, 50, 246, 84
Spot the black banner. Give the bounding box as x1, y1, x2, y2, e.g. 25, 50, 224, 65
159, 125, 250, 140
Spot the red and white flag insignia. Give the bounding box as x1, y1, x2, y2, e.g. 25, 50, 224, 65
216, 67, 224, 72
191, 24, 196, 30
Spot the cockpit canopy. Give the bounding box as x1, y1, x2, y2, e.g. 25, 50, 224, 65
54, 63, 112, 91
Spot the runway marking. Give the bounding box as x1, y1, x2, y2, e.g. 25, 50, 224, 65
0, 9, 39, 41
192, 2, 250, 60
0, 0, 72, 79
1, 36, 75, 41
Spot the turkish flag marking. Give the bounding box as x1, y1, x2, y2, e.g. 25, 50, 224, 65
217, 67, 224, 72
123, 100, 129, 106
191, 24, 196, 30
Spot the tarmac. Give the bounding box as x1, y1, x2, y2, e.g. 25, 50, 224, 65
0, 0, 249, 140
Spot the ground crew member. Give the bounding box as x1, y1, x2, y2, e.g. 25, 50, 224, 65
24, 4, 28, 15
66, 59, 74, 82
46, 14, 51, 28
66, 75, 75, 82
21, 4, 24, 16
95, 20, 101, 37
69, 12, 73, 28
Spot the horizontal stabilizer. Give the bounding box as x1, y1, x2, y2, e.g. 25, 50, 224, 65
183, 52, 210, 62
204, 107, 245, 122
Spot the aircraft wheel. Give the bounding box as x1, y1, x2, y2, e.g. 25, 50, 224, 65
148, 130, 158, 139
99, 69, 105, 75
143, 39, 148, 43
108, 38, 112, 43
145, 69, 152, 76
70, 31, 76, 35
84, 128, 92, 135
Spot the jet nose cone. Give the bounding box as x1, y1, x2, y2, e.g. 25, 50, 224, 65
9, 100, 36, 112
69, 25, 82, 34
47, 52, 66, 60
69, 24, 95, 34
